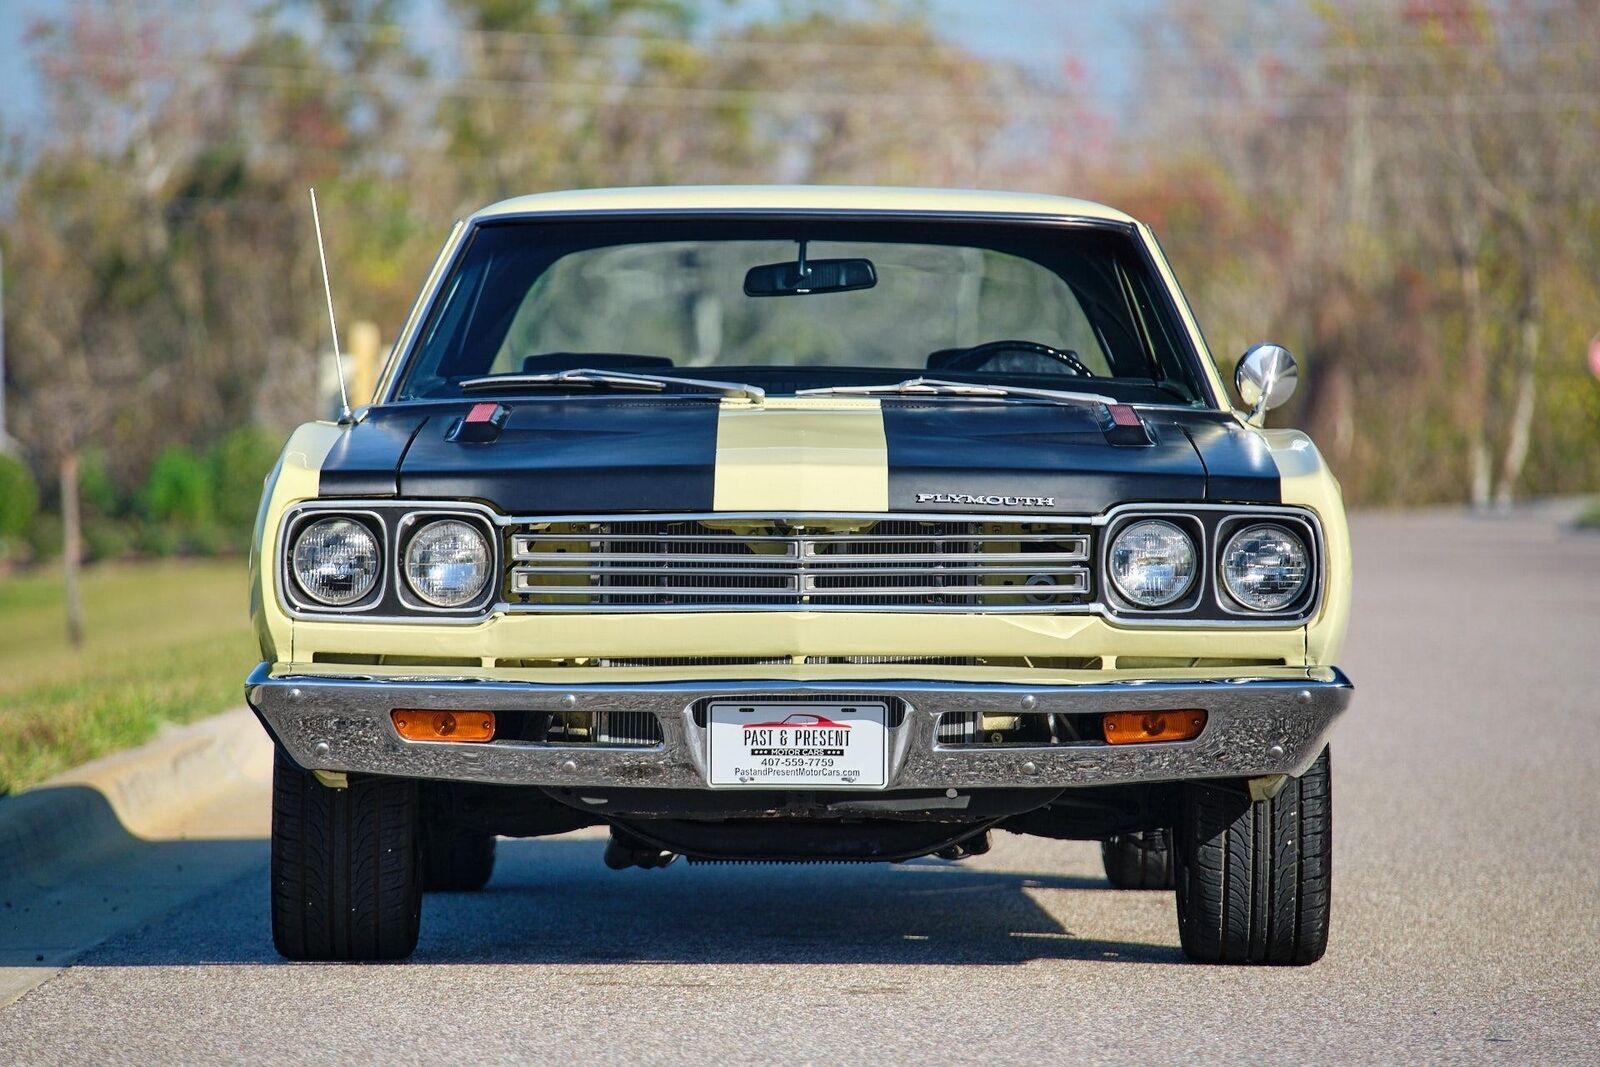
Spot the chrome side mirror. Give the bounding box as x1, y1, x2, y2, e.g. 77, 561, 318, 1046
1234, 343, 1299, 427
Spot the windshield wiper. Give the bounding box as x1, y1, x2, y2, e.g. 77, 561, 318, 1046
795, 377, 1117, 407
459, 368, 765, 403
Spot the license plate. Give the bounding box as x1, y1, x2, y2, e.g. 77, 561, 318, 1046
706, 702, 888, 788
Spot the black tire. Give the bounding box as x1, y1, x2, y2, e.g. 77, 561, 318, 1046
271, 750, 422, 961
1101, 829, 1175, 890
1174, 747, 1332, 965
422, 824, 497, 891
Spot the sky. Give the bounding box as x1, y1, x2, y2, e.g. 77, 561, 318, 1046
0, 0, 1142, 137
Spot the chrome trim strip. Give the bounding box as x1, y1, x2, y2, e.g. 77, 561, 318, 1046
247, 662, 1352, 790
508, 511, 1099, 527
509, 551, 1090, 565
511, 533, 1092, 553
508, 576, 1092, 599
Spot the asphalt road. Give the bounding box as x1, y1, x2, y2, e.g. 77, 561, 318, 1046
3, 507, 1599, 1065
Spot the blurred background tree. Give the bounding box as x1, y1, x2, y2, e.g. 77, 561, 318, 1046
0, 0, 1596, 583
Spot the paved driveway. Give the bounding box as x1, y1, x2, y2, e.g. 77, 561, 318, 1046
3, 508, 1597, 1064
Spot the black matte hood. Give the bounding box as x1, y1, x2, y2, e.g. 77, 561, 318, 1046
315, 399, 1281, 514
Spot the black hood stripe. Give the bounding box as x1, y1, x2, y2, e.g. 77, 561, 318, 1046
317, 414, 428, 497
1178, 419, 1282, 504
882, 400, 1207, 514
399, 398, 720, 511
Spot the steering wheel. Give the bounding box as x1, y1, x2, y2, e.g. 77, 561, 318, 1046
932, 339, 1096, 378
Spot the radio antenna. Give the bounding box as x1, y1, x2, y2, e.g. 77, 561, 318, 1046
308, 188, 352, 422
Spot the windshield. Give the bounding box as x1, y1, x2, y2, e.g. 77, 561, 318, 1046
396, 217, 1212, 406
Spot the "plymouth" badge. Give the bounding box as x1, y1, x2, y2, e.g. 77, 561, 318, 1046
915, 492, 1055, 508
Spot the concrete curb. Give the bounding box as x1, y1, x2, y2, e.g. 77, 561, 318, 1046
0, 708, 271, 897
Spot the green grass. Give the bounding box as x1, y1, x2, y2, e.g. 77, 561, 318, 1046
1578, 500, 1600, 530
0, 559, 256, 794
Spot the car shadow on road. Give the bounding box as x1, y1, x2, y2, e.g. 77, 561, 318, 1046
89, 836, 1181, 968
10, 819, 1185, 970
412, 837, 1186, 966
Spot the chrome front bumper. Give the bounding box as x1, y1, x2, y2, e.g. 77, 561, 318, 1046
246, 663, 1351, 791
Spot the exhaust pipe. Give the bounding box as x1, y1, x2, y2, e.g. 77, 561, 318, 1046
603, 828, 678, 870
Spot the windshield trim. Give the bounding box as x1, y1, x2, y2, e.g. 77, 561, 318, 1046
378, 209, 1225, 411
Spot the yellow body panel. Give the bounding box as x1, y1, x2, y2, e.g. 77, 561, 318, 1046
474, 185, 1135, 225
249, 422, 342, 662
286, 610, 1308, 674
1261, 427, 1352, 665
712, 397, 889, 511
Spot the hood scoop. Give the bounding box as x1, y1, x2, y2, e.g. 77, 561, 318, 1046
445, 402, 510, 444
1098, 403, 1155, 447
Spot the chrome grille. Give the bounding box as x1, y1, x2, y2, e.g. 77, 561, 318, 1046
505, 516, 1092, 613
594, 711, 664, 746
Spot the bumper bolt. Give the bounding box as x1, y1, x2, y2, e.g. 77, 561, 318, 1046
559, 694, 577, 709
559, 759, 578, 773
1020, 760, 1038, 776
1296, 689, 1313, 705
289, 688, 302, 703
1020, 694, 1038, 711
1268, 744, 1286, 759
312, 741, 330, 758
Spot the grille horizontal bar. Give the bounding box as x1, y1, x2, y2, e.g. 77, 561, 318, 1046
513, 533, 1089, 552
512, 551, 1086, 566
503, 516, 1094, 613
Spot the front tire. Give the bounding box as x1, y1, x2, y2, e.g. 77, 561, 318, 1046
271, 750, 422, 961
1101, 830, 1175, 889
423, 824, 497, 891
1174, 747, 1332, 965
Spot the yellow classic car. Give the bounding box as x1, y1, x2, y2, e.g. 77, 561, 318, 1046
247, 186, 1351, 964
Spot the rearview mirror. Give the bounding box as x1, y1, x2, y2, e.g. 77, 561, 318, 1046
1234, 343, 1299, 427
744, 247, 876, 297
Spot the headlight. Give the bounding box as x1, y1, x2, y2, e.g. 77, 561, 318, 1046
1221, 523, 1310, 611
404, 519, 491, 607
291, 517, 380, 606
1108, 519, 1197, 608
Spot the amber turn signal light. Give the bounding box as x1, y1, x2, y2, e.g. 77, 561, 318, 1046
391, 709, 495, 742
1102, 709, 1206, 745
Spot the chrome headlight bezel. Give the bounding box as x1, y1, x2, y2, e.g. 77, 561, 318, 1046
1097, 505, 1323, 626
1105, 516, 1202, 610
286, 513, 385, 610
278, 503, 500, 619
401, 517, 494, 609
1218, 519, 1315, 614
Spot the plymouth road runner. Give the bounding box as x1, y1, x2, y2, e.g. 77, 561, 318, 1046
247, 186, 1351, 964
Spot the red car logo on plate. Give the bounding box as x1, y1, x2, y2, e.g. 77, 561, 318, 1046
742, 713, 852, 731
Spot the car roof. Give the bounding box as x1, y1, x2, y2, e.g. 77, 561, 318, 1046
470, 185, 1137, 225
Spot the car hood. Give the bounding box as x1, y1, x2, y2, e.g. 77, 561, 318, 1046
316, 397, 1282, 514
